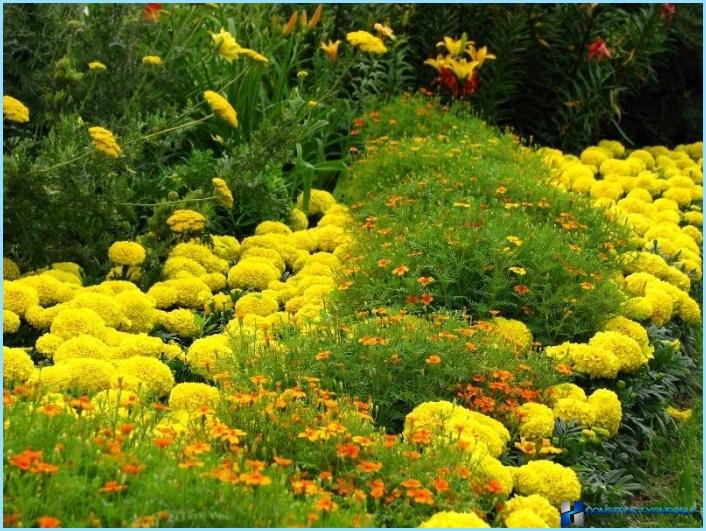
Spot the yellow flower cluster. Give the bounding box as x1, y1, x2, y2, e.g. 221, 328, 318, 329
511, 460, 581, 506
346, 30, 387, 54
3, 95, 30, 123
516, 402, 555, 439
502, 494, 560, 527
403, 400, 511, 458
547, 384, 622, 437
88, 126, 122, 158
424, 34, 496, 81
108, 241, 146, 266
418, 511, 489, 528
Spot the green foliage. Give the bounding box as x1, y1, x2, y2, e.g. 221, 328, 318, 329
337, 96, 629, 344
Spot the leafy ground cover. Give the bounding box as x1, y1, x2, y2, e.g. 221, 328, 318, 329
3, 95, 702, 528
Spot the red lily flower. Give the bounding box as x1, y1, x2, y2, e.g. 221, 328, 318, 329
587, 37, 612, 61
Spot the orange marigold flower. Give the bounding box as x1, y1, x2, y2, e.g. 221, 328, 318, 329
357, 460, 382, 473
38, 404, 63, 417
383, 434, 399, 448
425, 355, 441, 365
420, 293, 434, 306
120, 463, 145, 475
98, 481, 127, 493
432, 478, 449, 492
377, 259, 390, 268
273, 456, 293, 467
402, 450, 421, 460
465, 341, 478, 352
38, 516, 61, 528
555, 363, 573, 375
513, 284, 529, 295
400, 479, 422, 488
153, 438, 173, 449
391, 265, 409, 276
336, 443, 360, 459
417, 276, 434, 285
31, 462, 58, 474
492, 370, 513, 381
408, 488, 434, 505
410, 429, 432, 444
580, 282, 595, 290
369, 479, 385, 499
250, 375, 268, 386
486, 479, 505, 494
315, 494, 338, 512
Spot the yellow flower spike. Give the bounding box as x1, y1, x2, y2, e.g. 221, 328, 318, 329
320, 39, 341, 61
88, 126, 121, 158
209, 28, 241, 63
3, 96, 29, 123
203, 90, 238, 128
88, 61, 107, 72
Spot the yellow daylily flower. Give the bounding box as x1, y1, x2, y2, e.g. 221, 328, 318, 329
320, 39, 341, 61
468, 45, 497, 66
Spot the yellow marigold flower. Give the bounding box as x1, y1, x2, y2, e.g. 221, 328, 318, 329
516, 402, 555, 439
297, 189, 337, 215
227, 258, 280, 291
3, 95, 29, 123
512, 460, 581, 506
588, 389, 622, 436
142, 55, 163, 66
88, 126, 122, 158
418, 511, 490, 528
114, 356, 175, 397
503, 495, 560, 528
234, 292, 279, 318
212, 177, 234, 208
88, 61, 107, 71
346, 30, 387, 54
53, 334, 112, 363
320, 39, 341, 61
666, 405, 693, 422
108, 241, 146, 266
209, 28, 241, 63
186, 334, 233, 377
169, 382, 220, 412
255, 220, 292, 236
3, 309, 21, 334
3, 347, 34, 385
212, 235, 241, 261
166, 209, 206, 233
51, 307, 107, 340
61, 357, 115, 394
157, 308, 201, 338
504, 509, 549, 528
589, 330, 647, 373
4, 280, 39, 316
170, 242, 228, 274
203, 90, 238, 128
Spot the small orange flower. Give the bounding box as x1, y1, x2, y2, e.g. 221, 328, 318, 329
408, 488, 434, 505
486, 479, 505, 494
369, 479, 385, 499
420, 293, 434, 306
555, 363, 573, 375
315, 494, 338, 512
38, 516, 61, 528
425, 355, 442, 365
153, 438, 173, 449
120, 463, 145, 475
119, 423, 136, 435
580, 282, 595, 290
513, 284, 529, 295
315, 351, 330, 361
410, 429, 432, 444
417, 276, 434, 285
400, 479, 422, 488
38, 404, 63, 417
392, 265, 409, 276
432, 478, 449, 492
383, 434, 399, 448
98, 481, 127, 493
250, 375, 268, 386
377, 259, 390, 268
273, 456, 293, 467
338, 281, 353, 291
30, 462, 58, 474
336, 443, 360, 459
402, 450, 421, 460
357, 460, 382, 473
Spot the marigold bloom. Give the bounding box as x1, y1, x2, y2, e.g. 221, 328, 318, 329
38, 516, 61, 528
513, 284, 529, 295
392, 265, 409, 276
357, 460, 382, 473
88, 126, 121, 158
273, 456, 293, 467
98, 480, 127, 493
417, 276, 434, 285
346, 30, 387, 54
315, 350, 330, 361
421, 293, 434, 306
203, 90, 238, 128
408, 488, 434, 505
3, 96, 29, 123
166, 209, 206, 233
425, 354, 441, 365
